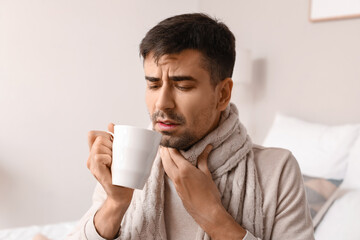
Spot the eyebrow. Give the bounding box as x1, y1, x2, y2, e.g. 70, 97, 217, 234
145, 75, 197, 82
145, 76, 160, 82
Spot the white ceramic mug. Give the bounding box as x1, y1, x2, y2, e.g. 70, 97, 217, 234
108, 125, 162, 190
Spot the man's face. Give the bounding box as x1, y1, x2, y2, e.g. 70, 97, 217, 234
144, 49, 222, 150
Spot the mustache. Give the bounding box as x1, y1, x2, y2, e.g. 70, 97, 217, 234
151, 110, 186, 124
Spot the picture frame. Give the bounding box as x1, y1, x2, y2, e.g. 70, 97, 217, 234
310, 0, 360, 22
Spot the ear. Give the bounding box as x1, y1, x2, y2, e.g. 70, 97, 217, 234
216, 78, 233, 111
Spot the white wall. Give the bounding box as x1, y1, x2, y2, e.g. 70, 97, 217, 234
199, 0, 360, 143
0, 0, 199, 228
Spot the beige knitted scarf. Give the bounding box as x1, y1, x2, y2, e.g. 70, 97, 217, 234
119, 103, 264, 239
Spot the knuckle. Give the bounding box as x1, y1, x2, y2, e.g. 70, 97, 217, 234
102, 154, 111, 164
93, 154, 102, 163
97, 136, 107, 145
92, 144, 111, 156
179, 166, 190, 177
91, 144, 100, 153
173, 174, 182, 185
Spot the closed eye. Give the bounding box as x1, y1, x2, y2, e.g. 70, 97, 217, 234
148, 84, 160, 90
176, 85, 193, 91
145, 76, 161, 90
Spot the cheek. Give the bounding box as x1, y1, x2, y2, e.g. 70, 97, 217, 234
183, 94, 217, 128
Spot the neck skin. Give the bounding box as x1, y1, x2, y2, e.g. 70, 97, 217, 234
183, 112, 221, 151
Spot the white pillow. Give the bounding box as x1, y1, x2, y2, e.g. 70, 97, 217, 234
314, 190, 360, 240
342, 135, 360, 189
263, 113, 360, 179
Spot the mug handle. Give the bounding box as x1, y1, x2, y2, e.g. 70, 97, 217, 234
106, 131, 114, 141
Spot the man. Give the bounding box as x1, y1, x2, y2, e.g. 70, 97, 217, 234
68, 13, 314, 240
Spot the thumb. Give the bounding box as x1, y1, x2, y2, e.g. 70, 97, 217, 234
197, 144, 213, 178
107, 123, 115, 133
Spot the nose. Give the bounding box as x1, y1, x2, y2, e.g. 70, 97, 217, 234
155, 82, 175, 111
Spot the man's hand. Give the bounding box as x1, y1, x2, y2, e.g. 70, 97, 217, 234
87, 123, 134, 239
160, 145, 247, 240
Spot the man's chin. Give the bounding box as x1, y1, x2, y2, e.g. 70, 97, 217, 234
159, 134, 196, 150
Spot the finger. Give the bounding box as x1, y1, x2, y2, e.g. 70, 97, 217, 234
90, 152, 112, 188
197, 145, 213, 178
92, 153, 112, 168
167, 148, 191, 168
107, 123, 115, 133
93, 145, 112, 156
87, 137, 112, 169
88, 130, 113, 150
91, 136, 113, 154
88, 143, 112, 169
160, 147, 178, 179
93, 162, 113, 190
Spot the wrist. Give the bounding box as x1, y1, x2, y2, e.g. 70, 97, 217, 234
93, 197, 129, 239
106, 196, 131, 211
208, 205, 247, 240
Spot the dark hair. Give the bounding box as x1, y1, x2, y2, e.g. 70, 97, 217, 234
139, 13, 236, 85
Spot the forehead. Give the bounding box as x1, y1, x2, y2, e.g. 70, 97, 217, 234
144, 50, 209, 76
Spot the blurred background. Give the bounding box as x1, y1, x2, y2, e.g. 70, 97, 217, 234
1, 0, 360, 229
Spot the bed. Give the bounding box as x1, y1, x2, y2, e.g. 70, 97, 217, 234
0, 221, 76, 240
263, 113, 360, 239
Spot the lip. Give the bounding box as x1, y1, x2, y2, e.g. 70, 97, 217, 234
156, 119, 180, 131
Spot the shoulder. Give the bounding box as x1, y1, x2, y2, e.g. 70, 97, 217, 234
252, 144, 301, 178
252, 144, 304, 203
252, 144, 293, 162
